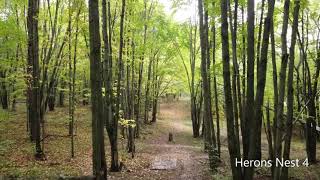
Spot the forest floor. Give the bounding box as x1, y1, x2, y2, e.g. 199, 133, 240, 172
0, 100, 320, 179
108, 100, 213, 180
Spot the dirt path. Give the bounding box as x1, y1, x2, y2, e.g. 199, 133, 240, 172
110, 100, 212, 180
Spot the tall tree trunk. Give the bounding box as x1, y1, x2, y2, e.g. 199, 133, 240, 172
281, 1, 300, 179
212, 24, 220, 156
189, 23, 200, 138
246, 0, 275, 178
254, 0, 266, 160
114, 0, 126, 171
68, 0, 74, 157
88, 0, 107, 179
228, 0, 241, 152
271, 16, 277, 149
135, 0, 149, 138
270, 14, 278, 178
274, 0, 290, 179
240, 5, 246, 145
151, 57, 159, 123
27, 0, 43, 158
243, 0, 255, 162
144, 55, 153, 124
220, 0, 242, 178
128, 38, 136, 154
198, 0, 214, 151
102, 0, 118, 171
130, 40, 135, 120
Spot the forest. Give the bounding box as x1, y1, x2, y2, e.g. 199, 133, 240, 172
0, 0, 320, 179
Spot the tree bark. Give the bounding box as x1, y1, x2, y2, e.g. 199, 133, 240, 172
220, 0, 242, 178
144, 54, 153, 124
27, 0, 43, 158
245, 0, 275, 178
212, 24, 220, 157
228, 0, 241, 153
88, 0, 107, 178
198, 0, 215, 151
243, 0, 255, 162
274, 0, 290, 179
281, 1, 300, 179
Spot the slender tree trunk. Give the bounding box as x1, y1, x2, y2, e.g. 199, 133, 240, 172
135, 0, 148, 138
128, 38, 136, 154
68, 0, 74, 157
245, 0, 275, 178
228, 0, 241, 152
270, 15, 278, 178
114, 0, 126, 171
144, 55, 153, 124
102, 0, 117, 170
254, 0, 266, 159
281, 1, 300, 179
240, 5, 246, 145
212, 24, 220, 156
220, 0, 242, 178
131, 40, 135, 119
271, 17, 277, 147
198, 0, 214, 150
189, 23, 200, 138
274, 0, 290, 179
27, 0, 43, 158
151, 57, 159, 123
88, 0, 107, 178
243, 0, 255, 162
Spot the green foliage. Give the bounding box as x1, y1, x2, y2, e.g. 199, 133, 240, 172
119, 118, 136, 128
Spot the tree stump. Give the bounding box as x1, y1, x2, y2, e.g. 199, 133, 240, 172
168, 132, 173, 142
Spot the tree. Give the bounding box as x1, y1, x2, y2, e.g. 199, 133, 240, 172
246, 0, 275, 178
220, 0, 242, 178
281, 1, 300, 179
243, 0, 255, 163
114, 0, 127, 171
198, 0, 216, 152
27, 0, 43, 158
273, 0, 290, 179
88, 0, 107, 178
298, 9, 319, 164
